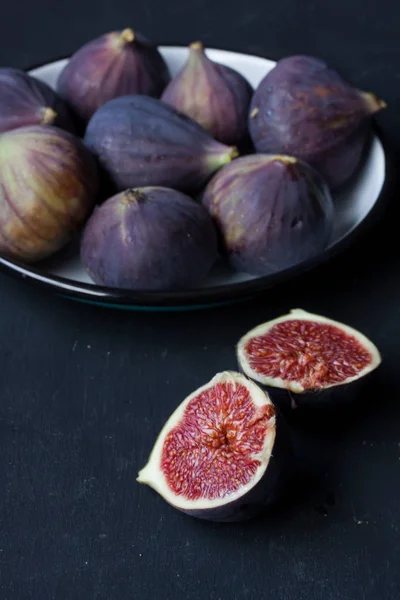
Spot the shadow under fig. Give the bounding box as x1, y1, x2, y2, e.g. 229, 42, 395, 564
193, 368, 398, 531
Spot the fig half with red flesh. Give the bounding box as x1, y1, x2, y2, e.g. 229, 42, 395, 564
137, 371, 291, 522
237, 309, 381, 408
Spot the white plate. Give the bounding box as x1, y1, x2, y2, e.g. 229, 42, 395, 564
0, 47, 388, 310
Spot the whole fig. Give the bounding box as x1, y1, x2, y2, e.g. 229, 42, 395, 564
0, 126, 98, 263
249, 55, 386, 189
57, 28, 170, 124
161, 41, 253, 146
80, 187, 218, 291
84, 95, 239, 193
202, 154, 334, 276
0, 68, 76, 133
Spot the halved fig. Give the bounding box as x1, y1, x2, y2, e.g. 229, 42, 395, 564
237, 309, 381, 408
137, 371, 291, 522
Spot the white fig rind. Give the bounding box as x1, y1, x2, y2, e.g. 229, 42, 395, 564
237, 308, 382, 393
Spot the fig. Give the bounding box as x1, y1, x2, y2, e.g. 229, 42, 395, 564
202, 154, 334, 276
0, 125, 98, 263
84, 95, 238, 193
237, 309, 382, 409
80, 187, 218, 291
0, 68, 76, 134
161, 41, 253, 146
249, 55, 386, 189
57, 28, 170, 124
137, 371, 292, 522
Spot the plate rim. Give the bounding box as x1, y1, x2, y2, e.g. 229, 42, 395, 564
0, 50, 392, 309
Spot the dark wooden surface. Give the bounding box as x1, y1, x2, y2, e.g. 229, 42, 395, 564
1, 1, 400, 598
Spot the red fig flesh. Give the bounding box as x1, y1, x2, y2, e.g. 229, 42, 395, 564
161, 41, 253, 145
0, 126, 98, 263
137, 371, 291, 522
57, 29, 170, 123
237, 309, 382, 393
249, 55, 386, 189
0, 68, 76, 134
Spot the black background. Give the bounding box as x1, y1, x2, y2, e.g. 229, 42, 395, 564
1, 1, 400, 598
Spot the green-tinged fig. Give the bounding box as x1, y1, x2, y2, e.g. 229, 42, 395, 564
137, 371, 292, 522
237, 309, 382, 410
161, 41, 253, 146
57, 29, 170, 123
0, 68, 76, 133
0, 126, 98, 263
249, 55, 386, 189
80, 187, 218, 291
84, 95, 238, 193
202, 154, 334, 276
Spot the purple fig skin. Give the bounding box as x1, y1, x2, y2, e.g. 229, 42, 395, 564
80, 187, 218, 291
202, 154, 334, 276
249, 55, 386, 189
57, 28, 171, 124
262, 376, 370, 414
0, 68, 76, 134
0, 125, 99, 263
161, 41, 253, 146
84, 95, 239, 193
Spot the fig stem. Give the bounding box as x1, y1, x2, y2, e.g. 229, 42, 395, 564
206, 146, 239, 171
272, 155, 298, 165
122, 188, 145, 205
41, 107, 57, 124
229, 147, 239, 161
120, 28, 135, 43
190, 41, 204, 52
250, 107, 259, 119
360, 91, 387, 114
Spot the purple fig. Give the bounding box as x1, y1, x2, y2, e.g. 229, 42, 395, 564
249, 55, 386, 189
80, 187, 218, 291
202, 154, 334, 276
0, 125, 98, 263
0, 68, 76, 134
161, 41, 253, 146
57, 28, 170, 124
84, 95, 239, 193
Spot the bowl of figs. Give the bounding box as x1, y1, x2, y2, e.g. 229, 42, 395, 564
0, 29, 389, 310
